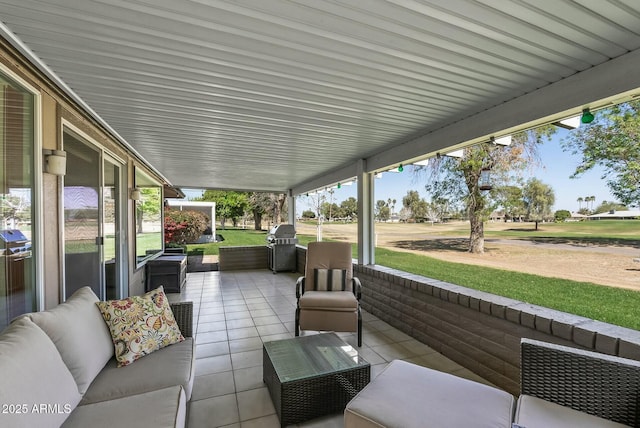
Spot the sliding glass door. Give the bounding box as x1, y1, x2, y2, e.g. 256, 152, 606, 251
63, 130, 124, 300
0, 71, 36, 330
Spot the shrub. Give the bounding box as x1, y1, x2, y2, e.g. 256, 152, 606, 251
554, 209, 571, 222
164, 209, 209, 244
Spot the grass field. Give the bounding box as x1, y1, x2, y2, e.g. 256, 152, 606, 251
183, 224, 640, 330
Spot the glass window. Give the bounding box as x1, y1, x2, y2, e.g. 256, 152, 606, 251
134, 168, 163, 266
0, 71, 36, 331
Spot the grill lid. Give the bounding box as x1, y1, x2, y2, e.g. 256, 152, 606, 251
267, 224, 296, 239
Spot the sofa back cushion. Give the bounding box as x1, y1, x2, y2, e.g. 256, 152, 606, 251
0, 317, 82, 427
27, 286, 114, 394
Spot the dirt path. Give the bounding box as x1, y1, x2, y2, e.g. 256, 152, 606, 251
296, 222, 640, 291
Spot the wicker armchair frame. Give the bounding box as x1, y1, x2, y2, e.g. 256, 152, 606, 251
170, 301, 193, 338
521, 338, 640, 427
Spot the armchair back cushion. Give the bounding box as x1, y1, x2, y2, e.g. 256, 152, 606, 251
305, 242, 353, 291
27, 286, 114, 394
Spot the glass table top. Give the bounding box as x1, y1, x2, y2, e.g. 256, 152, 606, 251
264, 333, 369, 382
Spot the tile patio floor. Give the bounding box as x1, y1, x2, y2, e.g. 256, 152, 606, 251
170, 269, 492, 428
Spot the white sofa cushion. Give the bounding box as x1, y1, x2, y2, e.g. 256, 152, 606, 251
515, 395, 628, 428
0, 317, 82, 428
27, 286, 113, 394
344, 359, 515, 428
81, 337, 195, 405
62, 385, 186, 428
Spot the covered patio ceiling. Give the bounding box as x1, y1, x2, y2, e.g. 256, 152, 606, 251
2, 1, 640, 194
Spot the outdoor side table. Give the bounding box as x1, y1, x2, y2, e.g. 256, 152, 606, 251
145, 254, 187, 293
263, 333, 370, 427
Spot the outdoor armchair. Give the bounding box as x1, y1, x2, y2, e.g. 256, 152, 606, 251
295, 241, 362, 346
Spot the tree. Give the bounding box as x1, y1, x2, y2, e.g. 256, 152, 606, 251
339, 197, 357, 220
248, 192, 271, 230
593, 200, 627, 214
577, 197, 583, 211
199, 190, 248, 229
562, 100, 640, 206
422, 128, 554, 253
301, 210, 315, 219
554, 209, 571, 222
492, 185, 525, 221
375, 200, 390, 221
402, 190, 428, 221
523, 178, 555, 230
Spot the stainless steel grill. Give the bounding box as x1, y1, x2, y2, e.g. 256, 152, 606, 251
267, 224, 297, 273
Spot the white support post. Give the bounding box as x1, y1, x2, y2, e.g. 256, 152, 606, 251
287, 190, 296, 227
357, 159, 375, 265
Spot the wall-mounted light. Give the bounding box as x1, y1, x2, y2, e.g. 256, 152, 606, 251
581, 108, 595, 124
130, 187, 141, 201
43, 149, 67, 176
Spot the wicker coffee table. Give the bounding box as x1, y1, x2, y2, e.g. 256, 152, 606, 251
263, 333, 370, 427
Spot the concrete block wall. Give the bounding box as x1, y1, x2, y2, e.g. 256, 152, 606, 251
355, 263, 640, 395
292, 245, 640, 395
218, 246, 268, 271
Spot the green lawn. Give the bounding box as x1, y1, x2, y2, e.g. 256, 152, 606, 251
431, 220, 640, 243
182, 227, 640, 330
374, 247, 640, 330
183, 228, 269, 255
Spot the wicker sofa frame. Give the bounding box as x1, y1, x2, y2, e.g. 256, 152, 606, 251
521, 338, 640, 427
169, 301, 193, 338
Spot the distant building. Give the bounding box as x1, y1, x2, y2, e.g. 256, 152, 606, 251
588, 210, 640, 220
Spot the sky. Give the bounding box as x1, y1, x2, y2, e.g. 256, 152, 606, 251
183, 128, 618, 215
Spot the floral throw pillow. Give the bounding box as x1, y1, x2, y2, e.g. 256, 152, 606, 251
96, 286, 184, 367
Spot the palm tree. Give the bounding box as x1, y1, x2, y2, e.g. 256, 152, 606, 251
577, 197, 583, 210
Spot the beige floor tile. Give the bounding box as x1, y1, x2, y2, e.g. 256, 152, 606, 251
195, 354, 233, 376
256, 323, 288, 336
196, 341, 230, 359
196, 330, 228, 345
228, 326, 259, 340
233, 366, 264, 392
231, 349, 263, 370
236, 387, 276, 421
226, 318, 256, 329
239, 414, 281, 428
188, 394, 239, 428
192, 371, 236, 401
229, 336, 263, 353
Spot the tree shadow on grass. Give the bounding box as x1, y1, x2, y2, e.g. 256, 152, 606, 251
391, 238, 470, 253
510, 236, 640, 248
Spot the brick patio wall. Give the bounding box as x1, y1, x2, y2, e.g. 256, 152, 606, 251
293, 245, 640, 395
218, 245, 268, 270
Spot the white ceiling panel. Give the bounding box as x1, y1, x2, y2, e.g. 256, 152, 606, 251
1, 0, 640, 192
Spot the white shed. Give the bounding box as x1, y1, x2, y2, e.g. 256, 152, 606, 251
165, 200, 217, 243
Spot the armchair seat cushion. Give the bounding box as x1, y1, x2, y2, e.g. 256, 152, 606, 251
299, 291, 358, 311
514, 395, 628, 428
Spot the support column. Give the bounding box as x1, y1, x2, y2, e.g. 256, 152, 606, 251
357, 159, 374, 265
287, 190, 296, 226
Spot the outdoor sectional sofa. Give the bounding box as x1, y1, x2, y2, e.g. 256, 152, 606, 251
345, 338, 640, 427
0, 286, 195, 428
